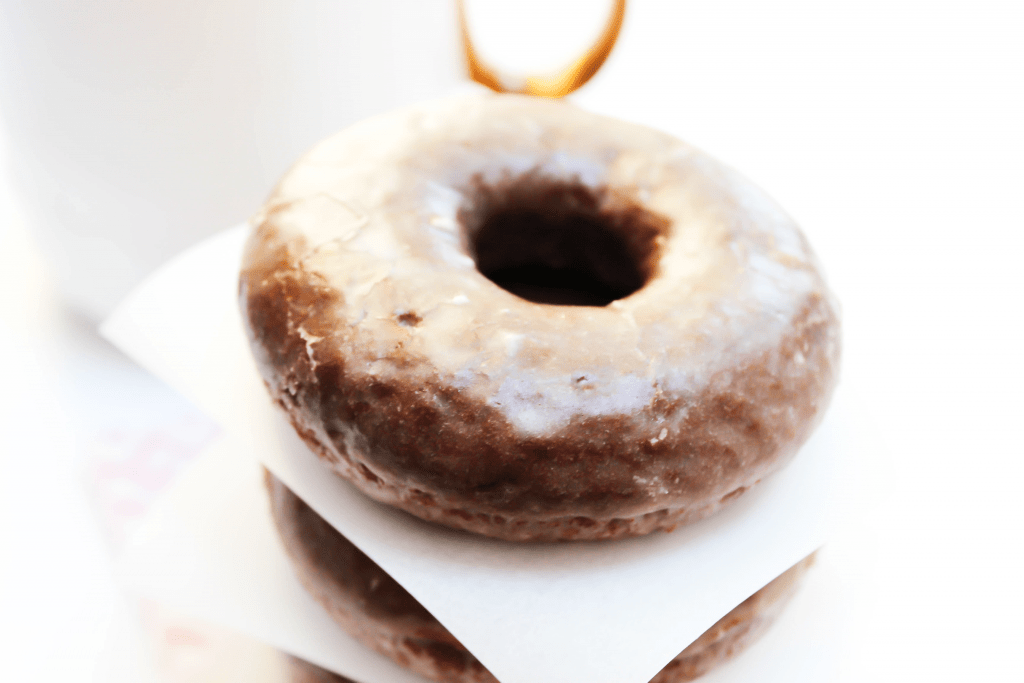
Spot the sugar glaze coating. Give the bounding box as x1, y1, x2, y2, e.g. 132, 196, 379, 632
241, 94, 840, 541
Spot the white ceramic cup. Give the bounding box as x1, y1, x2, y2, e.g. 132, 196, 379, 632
0, 0, 463, 319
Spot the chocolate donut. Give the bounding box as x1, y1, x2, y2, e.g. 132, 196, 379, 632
286, 656, 357, 683
268, 473, 815, 683
241, 93, 840, 541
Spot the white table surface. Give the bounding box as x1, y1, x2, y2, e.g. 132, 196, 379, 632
1, 2, 1023, 682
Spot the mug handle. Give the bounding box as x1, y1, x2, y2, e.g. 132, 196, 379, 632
457, 0, 626, 98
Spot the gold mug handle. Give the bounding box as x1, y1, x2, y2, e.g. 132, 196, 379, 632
457, 0, 626, 98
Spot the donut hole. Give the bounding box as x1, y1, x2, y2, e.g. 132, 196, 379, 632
462, 173, 668, 306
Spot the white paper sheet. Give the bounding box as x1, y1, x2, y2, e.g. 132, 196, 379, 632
116, 431, 426, 683
116, 422, 845, 683
102, 225, 848, 683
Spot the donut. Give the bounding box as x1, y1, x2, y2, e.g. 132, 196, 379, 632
286, 656, 356, 683
268, 473, 816, 683
240, 93, 840, 542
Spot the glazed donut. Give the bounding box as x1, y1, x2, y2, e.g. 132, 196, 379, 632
268, 473, 816, 683
240, 93, 840, 542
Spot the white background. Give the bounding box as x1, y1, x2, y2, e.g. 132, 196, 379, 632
1, 1, 1023, 682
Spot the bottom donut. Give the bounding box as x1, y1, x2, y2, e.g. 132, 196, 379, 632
266, 472, 814, 683
287, 655, 357, 683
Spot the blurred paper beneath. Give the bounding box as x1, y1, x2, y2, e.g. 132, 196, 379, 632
116, 430, 428, 683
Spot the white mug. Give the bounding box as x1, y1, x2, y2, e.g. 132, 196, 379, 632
0, 0, 463, 319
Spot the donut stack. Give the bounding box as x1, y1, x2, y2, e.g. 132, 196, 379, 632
239, 94, 841, 683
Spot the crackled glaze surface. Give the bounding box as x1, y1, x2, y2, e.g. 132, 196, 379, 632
269, 475, 815, 683
241, 93, 840, 541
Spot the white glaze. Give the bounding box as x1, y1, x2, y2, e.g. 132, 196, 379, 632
258, 94, 830, 439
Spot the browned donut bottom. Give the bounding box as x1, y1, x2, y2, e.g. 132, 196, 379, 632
268, 473, 815, 683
